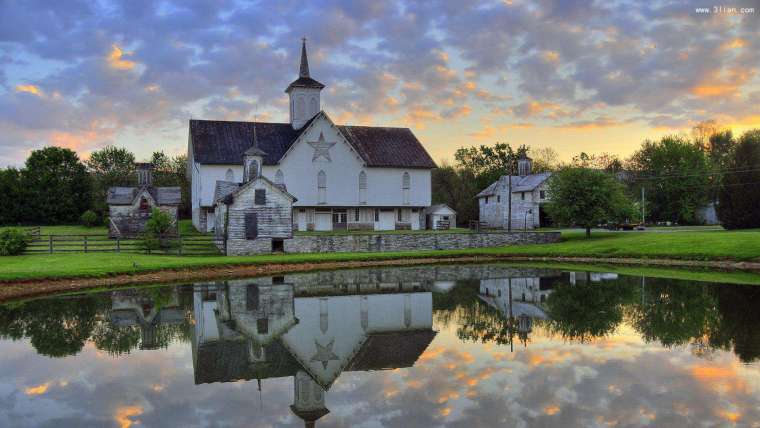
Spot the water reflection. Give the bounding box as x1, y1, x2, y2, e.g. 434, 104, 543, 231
1, 265, 760, 426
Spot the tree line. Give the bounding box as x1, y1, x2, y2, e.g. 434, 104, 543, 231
432, 124, 760, 230
0, 146, 189, 226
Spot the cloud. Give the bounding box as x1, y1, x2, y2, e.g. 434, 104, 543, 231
107, 44, 137, 71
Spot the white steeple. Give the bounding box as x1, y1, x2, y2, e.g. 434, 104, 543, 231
285, 38, 325, 130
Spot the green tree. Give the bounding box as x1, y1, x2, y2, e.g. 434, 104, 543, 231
86, 146, 136, 217
22, 147, 92, 224
454, 143, 528, 192
431, 162, 479, 225
545, 167, 635, 238
150, 151, 190, 218
0, 168, 23, 224
717, 129, 760, 229
627, 136, 710, 224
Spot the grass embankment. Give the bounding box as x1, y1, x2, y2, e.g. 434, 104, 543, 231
0, 229, 758, 283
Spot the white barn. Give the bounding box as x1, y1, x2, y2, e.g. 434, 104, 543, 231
476, 155, 552, 229
188, 41, 436, 233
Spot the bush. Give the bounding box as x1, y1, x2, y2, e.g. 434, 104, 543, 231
0, 229, 27, 256
80, 210, 98, 227
138, 208, 177, 252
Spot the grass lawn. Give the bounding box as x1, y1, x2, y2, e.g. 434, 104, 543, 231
0, 228, 758, 283
0, 224, 108, 235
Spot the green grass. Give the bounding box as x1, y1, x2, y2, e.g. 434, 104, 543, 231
0, 224, 108, 235
0, 227, 759, 283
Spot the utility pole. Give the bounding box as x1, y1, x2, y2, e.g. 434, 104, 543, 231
507, 174, 512, 232
641, 186, 645, 225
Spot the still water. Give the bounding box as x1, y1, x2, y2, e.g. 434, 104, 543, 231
1, 264, 759, 427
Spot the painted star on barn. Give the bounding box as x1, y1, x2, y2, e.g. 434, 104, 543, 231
310, 338, 339, 369
308, 132, 336, 162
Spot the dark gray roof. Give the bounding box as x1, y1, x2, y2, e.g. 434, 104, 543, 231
190, 116, 436, 169
193, 339, 302, 385
106, 186, 181, 206
476, 173, 552, 198
346, 330, 437, 371
425, 204, 456, 215
213, 181, 239, 203
244, 145, 267, 156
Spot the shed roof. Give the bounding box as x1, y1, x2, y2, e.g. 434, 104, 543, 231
425, 204, 456, 215
476, 173, 552, 198
106, 186, 181, 206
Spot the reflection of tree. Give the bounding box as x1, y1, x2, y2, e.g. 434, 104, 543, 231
455, 300, 516, 346
91, 324, 141, 356
0, 297, 101, 357
544, 280, 634, 342
432, 280, 480, 329
627, 279, 720, 347
708, 285, 760, 363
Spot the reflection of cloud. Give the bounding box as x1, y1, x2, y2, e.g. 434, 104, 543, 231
15, 85, 43, 96
24, 383, 50, 396
114, 406, 143, 428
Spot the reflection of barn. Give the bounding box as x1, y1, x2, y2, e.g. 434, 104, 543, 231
191, 279, 435, 427
108, 288, 185, 350
478, 273, 562, 345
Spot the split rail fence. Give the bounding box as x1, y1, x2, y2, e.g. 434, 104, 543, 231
23, 232, 222, 256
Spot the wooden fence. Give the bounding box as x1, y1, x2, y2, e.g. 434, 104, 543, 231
23, 234, 222, 256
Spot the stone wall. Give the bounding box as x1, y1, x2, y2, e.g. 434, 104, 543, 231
282, 231, 559, 254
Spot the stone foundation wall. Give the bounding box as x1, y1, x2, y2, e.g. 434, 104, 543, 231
282, 231, 560, 254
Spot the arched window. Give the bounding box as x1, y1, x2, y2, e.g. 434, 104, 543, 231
225, 168, 234, 181
358, 171, 367, 204
317, 170, 327, 204
402, 172, 410, 205
275, 169, 284, 186
247, 160, 259, 181
296, 96, 305, 119
309, 97, 318, 116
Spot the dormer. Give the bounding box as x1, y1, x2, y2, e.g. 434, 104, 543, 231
285, 39, 325, 130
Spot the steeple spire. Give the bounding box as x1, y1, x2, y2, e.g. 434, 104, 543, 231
299, 38, 310, 78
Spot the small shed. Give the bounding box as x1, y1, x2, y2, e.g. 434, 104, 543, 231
106, 163, 181, 238
424, 204, 457, 230
213, 172, 297, 256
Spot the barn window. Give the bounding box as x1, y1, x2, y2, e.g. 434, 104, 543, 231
275, 169, 284, 186
225, 168, 234, 181
521, 192, 525, 200
246, 284, 259, 311
374, 209, 379, 222
402, 172, 410, 205
309, 97, 318, 115
354, 208, 360, 222
247, 160, 259, 180
296, 96, 305, 119
257, 318, 269, 334
358, 171, 367, 204
540, 190, 546, 199
245, 212, 258, 239
497, 195, 501, 203
255, 189, 266, 205
317, 170, 327, 204
485, 197, 489, 204
139, 197, 150, 212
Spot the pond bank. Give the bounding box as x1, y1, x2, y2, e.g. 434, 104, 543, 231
1, 254, 759, 303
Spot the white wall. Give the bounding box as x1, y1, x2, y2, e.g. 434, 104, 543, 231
264, 118, 431, 207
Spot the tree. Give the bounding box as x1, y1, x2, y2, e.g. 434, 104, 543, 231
571, 152, 624, 172
22, 147, 92, 224
717, 129, 760, 229
150, 151, 190, 218
454, 143, 528, 192
86, 146, 136, 217
431, 162, 479, 225
545, 167, 635, 238
0, 168, 23, 225
627, 136, 711, 224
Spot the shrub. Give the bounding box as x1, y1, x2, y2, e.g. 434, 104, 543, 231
80, 210, 99, 227
138, 208, 177, 253
0, 229, 27, 256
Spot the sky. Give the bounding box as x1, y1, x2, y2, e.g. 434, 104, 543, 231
1, 0, 759, 167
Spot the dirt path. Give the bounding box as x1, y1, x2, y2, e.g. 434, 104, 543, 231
1, 255, 759, 303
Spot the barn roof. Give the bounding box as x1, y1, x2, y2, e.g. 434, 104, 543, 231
425, 204, 456, 215
107, 186, 181, 206
476, 173, 552, 198
214, 176, 297, 206
189, 114, 436, 169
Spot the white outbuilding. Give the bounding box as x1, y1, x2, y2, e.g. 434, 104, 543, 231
424, 204, 457, 230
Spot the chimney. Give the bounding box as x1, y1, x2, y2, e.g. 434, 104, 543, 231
136, 163, 153, 186
517, 153, 532, 177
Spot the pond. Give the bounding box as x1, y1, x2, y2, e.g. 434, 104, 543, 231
1, 264, 759, 427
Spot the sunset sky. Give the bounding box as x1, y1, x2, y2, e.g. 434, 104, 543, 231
1, 0, 759, 166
